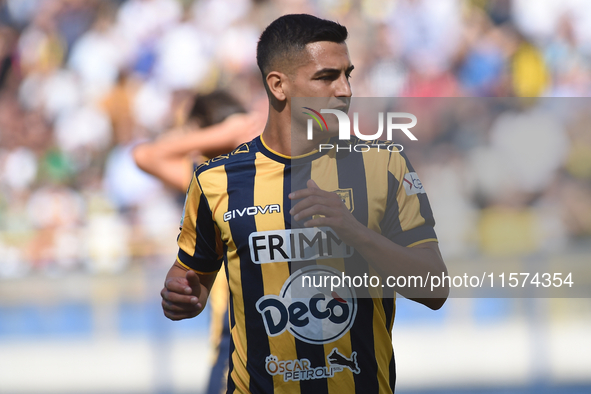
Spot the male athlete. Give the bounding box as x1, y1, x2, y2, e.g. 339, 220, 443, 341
161, 14, 448, 393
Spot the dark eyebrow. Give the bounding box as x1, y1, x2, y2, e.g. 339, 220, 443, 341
312, 65, 355, 77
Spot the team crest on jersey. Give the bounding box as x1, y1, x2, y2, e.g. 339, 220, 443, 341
403, 172, 425, 195
264, 348, 360, 382
256, 265, 357, 345
333, 188, 354, 212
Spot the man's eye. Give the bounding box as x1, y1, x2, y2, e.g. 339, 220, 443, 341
346, 73, 352, 80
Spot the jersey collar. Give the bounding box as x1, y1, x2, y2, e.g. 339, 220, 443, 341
256, 135, 337, 165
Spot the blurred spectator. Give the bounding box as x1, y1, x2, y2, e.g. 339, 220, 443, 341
100, 72, 137, 144
388, 0, 462, 72
153, 17, 210, 91
67, 3, 123, 100
457, 8, 512, 96
0, 25, 18, 90
25, 184, 85, 273
103, 143, 162, 211
16, 2, 65, 76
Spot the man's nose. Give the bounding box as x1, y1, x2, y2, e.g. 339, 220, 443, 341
335, 74, 352, 98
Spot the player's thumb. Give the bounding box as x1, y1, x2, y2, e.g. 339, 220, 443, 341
307, 179, 320, 189
185, 270, 201, 297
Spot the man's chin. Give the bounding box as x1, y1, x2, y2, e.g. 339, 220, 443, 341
326, 98, 351, 114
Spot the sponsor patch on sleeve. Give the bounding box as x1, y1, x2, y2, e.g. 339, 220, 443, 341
403, 172, 425, 195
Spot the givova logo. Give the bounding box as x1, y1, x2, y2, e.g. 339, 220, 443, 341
256, 265, 357, 345
223, 204, 280, 222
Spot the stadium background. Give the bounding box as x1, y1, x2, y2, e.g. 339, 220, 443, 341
0, 0, 590, 393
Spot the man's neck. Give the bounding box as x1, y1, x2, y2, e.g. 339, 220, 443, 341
262, 113, 320, 158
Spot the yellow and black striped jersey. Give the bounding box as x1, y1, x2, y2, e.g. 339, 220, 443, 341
177, 135, 437, 394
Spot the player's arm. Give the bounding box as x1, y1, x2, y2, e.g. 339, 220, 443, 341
161, 261, 218, 321
133, 130, 195, 192
290, 180, 449, 310
348, 235, 447, 310
133, 112, 264, 192
165, 169, 224, 320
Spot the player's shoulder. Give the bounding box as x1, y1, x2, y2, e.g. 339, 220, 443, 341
194, 137, 260, 176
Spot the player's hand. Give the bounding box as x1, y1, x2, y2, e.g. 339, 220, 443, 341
161, 270, 205, 321
289, 179, 366, 246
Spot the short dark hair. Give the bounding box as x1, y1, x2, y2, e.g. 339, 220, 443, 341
256, 14, 348, 85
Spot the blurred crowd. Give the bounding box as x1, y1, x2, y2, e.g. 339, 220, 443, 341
0, 0, 590, 278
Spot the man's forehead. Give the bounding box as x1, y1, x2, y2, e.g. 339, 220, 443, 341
302, 41, 352, 69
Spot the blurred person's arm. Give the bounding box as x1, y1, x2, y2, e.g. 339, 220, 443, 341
133, 112, 264, 192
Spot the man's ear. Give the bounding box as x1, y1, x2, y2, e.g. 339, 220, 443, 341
266, 71, 288, 102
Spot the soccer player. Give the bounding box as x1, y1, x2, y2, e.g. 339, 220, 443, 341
161, 14, 449, 394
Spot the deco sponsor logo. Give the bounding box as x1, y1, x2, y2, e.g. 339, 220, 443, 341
265, 348, 360, 382
256, 266, 357, 345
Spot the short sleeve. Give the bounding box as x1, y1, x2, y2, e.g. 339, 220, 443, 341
380, 150, 437, 247
177, 173, 224, 273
